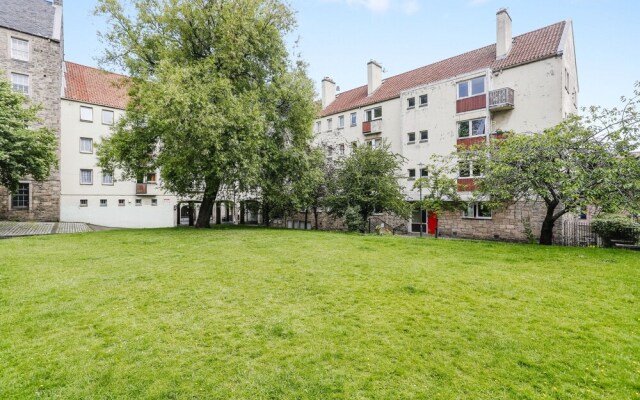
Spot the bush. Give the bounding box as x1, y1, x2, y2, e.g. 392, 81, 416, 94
344, 206, 364, 232
592, 214, 640, 247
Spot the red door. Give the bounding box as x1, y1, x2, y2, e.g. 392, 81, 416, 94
427, 212, 438, 235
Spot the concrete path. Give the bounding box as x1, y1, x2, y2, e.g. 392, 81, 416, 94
0, 221, 93, 238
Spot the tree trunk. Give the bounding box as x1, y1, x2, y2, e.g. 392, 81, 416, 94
304, 209, 309, 230
313, 207, 319, 230
263, 203, 271, 227
539, 203, 558, 245
195, 178, 220, 228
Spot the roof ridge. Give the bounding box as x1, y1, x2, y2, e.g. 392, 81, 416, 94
64, 61, 130, 79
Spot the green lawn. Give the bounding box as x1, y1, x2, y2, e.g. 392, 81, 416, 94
0, 227, 638, 399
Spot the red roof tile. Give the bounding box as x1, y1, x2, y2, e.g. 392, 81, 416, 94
63, 62, 130, 110
320, 21, 566, 117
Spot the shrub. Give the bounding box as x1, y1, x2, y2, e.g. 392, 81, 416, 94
592, 214, 640, 247
344, 206, 363, 232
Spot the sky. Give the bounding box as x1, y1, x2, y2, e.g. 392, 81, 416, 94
63, 0, 640, 110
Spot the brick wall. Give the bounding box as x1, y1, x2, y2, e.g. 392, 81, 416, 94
0, 27, 62, 221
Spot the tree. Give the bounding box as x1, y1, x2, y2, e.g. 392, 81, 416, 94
0, 76, 57, 192
413, 154, 467, 219
472, 83, 640, 245
95, 0, 315, 228
327, 143, 410, 232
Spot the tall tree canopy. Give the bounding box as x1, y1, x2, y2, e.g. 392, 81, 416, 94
0, 77, 57, 192
95, 0, 316, 227
472, 83, 640, 245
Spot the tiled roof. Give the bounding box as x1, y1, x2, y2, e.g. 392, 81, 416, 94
0, 0, 59, 41
63, 62, 130, 110
321, 21, 566, 117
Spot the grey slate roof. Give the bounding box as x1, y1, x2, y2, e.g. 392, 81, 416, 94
0, 0, 60, 41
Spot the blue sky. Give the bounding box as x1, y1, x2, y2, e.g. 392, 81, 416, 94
64, 0, 639, 110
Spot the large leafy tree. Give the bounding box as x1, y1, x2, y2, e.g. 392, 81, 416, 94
413, 154, 467, 217
327, 143, 410, 232
0, 77, 57, 192
95, 0, 315, 227
472, 83, 640, 245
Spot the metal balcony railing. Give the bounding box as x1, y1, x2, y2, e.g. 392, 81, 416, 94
488, 87, 515, 111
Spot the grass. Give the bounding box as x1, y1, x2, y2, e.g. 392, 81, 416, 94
0, 226, 638, 399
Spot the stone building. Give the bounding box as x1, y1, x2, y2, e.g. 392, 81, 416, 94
0, 0, 64, 221
314, 10, 579, 242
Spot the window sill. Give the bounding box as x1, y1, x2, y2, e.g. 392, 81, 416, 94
419, 140, 428, 143
102, 183, 114, 186
80, 120, 94, 123
407, 177, 416, 181
407, 106, 415, 110
79, 151, 93, 154
462, 216, 492, 220
407, 141, 415, 145
79, 205, 88, 208
350, 124, 357, 127
80, 183, 93, 185
419, 104, 428, 108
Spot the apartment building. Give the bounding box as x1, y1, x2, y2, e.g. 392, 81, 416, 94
315, 10, 579, 241
0, 0, 63, 221
60, 62, 179, 228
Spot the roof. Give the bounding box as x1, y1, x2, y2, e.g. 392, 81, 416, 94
321, 21, 566, 117
63, 62, 130, 110
0, 0, 61, 41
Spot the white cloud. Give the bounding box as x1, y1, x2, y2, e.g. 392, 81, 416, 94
321, 0, 419, 15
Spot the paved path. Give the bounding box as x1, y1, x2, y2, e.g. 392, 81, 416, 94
0, 221, 93, 238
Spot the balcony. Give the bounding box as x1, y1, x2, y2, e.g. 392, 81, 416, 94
488, 87, 515, 111
136, 183, 147, 195
362, 119, 383, 135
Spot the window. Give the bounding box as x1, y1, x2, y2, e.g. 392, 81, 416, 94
327, 146, 334, 157
11, 38, 29, 61
350, 112, 357, 126
100, 199, 107, 207
327, 118, 332, 130
339, 144, 345, 155
80, 169, 93, 185
407, 169, 416, 179
146, 173, 157, 183
11, 73, 29, 95
364, 107, 382, 121
80, 106, 93, 122
315, 121, 321, 133
79, 137, 93, 153
102, 110, 114, 125
457, 76, 485, 99
463, 202, 492, 219
102, 172, 114, 185
135, 199, 142, 206
80, 199, 88, 207
458, 160, 483, 178
366, 138, 382, 148
407, 97, 415, 109
419, 94, 428, 106
407, 132, 416, 143
419, 130, 429, 142
151, 199, 158, 206
458, 118, 486, 138
118, 199, 125, 207
420, 167, 428, 177
11, 183, 29, 209
338, 115, 344, 129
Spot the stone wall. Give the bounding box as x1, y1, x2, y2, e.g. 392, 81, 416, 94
271, 210, 409, 234
0, 27, 62, 221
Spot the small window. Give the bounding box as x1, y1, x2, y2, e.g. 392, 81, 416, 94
102, 110, 114, 125
339, 144, 345, 155
135, 199, 142, 206
100, 199, 107, 207
458, 76, 485, 99
11, 183, 29, 209
364, 107, 382, 121
80, 169, 93, 185
459, 160, 483, 178
80, 199, 88, 207
407, 97, 415, 109
146, 173, 157, 183
151, 199, 158, 206
338, 115, 344, 129
407, 132, 415, 143
350, 112, 357, 126
327, 118, 332, 130
419, 94, 428, 106
80, 106, 93, 122
407, 169, 416, 179
366, 138, 382, 148
458, 118, 486, 138
327, 146, 334, 157
79, 137, 93, 153
420, 167, 428, 177
315, 121, 321, 133
118, 199, 125, 207
464, 202, 492, 219
11, 38, 29, 61
10, 73, 29, 95
419, 130, 428, 141
102, 172, 114, 185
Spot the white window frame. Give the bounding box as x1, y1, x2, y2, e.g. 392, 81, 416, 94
419, 130, 429, 142
100, 199, 108, 207
419, 94, 428, 107
10, 37, 29, 61
10, 73, 29, 95
458, 118, 486, 138
366, 138, 382, 148
407, 97, 415, 109
463, 202, 492, 219
407, 168, 416, 180
364, 107, 382, 122
79, 137, 93, 153
457, 76, 486, 99
338, 115, 344, 129
80, 199, 88, 207
102, 109, 115, 125
327, 118, 332, 131
118, 199, 125, 207
420, 167, 429, 177
151, 199, 158, 206
315, 121, 321, 133
407, 132, 415, 144
102, 172, 114, 186
350, 112, 357, 126
80, 106, 93, 122
458, 160, 483, 178
80, 169, 93, 185
135, 199, 142, 206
